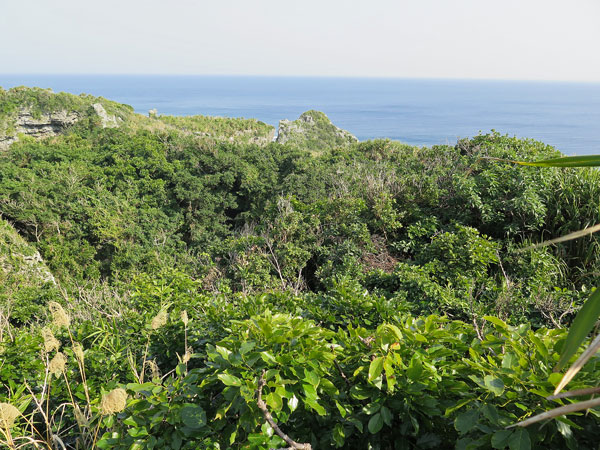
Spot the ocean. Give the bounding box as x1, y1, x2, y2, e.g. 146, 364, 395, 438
1, 75, 599, 155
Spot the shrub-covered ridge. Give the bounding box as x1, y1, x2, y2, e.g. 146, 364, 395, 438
1, 88, 600, 448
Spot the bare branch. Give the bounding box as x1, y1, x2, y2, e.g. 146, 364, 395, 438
509, 397, 600, 428
331, 347, 351, 387
256, 370, 311, 450
547, 386, 600, 400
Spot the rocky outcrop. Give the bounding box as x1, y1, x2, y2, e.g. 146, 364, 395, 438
16, 109, 80, 138
0, 135, 17, 149
0, 104, 123, 151
91, 103, 121, 128
0, 109, 80, 151
276, 110, 358, 150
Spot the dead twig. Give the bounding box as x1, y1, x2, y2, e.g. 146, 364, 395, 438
256, 370, 311, 450
547, 386, 600, 400
331, 347, 351, 387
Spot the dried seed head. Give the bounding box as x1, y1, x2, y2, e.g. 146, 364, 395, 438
72, 343, 84, 363
145, 360, 160, 379
0, 403, 20, 429
100, 388, 128, 415
151, 309, 167, 330
48, 352, 67, 377
181, 346, 193, 364
73, 404, 89, 428
180, 310, 189, 327
48, 302, 70, 328
41, 327, 60, 353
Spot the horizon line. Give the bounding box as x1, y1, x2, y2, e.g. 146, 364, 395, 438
1, 73, 600, 85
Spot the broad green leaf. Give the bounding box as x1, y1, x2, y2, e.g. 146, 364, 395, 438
384, 357, 396, 392
556, 420, 572, 439
215, 346, 232, 360
260, 351, 278, 365
407, 356, 423, 381
333, 423, 345, 447
348, 417, 363, 433
368, 356, 385, 382
305, 399, 326, 416
217, 373, 242, 386
302, 384, 318, 401
547, 372, 563, 387
383, 323, 403, 340
380, 405, 393, 426
335, 400, 347, 418
126, 382, 156, 393
265, 392, 283, 411
416, 433, 442, 449
502, 352, 518, 369
350, 385, 370, 400
508, 428, 531, 450
368, 413, 384, 434
239, 341, 256, 355
491, 430, 513, 449
557, 287, 600, 371
362, 402, 380, 415
180, 404, 206, 429
320, 378, 339, 395
484, 316, 509, 329
171, 431, 182, 450
528, 332, 549, 359
484, 375, 504, 396
454, 409, 479, 434
481, 404, 500, 425
304, 369, 320, 386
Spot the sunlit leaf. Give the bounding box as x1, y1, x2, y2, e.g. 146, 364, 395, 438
484, 375, 504, 396
368, 356, 385, 382
217, 373, 242, 386
495, 154, 600, 168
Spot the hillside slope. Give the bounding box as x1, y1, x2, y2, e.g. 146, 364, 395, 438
2, 87, 600, 448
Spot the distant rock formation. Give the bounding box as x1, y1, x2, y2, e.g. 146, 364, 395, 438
92, 103, 121, 128
276, 110, 358, 150
0, 104, 124, 150
0, 87, 131, 151
1, 109, 80, 150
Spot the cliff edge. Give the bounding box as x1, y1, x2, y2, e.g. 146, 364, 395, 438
276, 110, 358, 151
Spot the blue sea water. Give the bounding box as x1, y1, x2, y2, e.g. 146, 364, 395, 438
1, 75, 599, 155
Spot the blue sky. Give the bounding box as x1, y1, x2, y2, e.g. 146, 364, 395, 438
1, 0, 599, 81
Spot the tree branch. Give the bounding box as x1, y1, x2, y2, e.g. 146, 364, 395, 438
256, 370, 312, 450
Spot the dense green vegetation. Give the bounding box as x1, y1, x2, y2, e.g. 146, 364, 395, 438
1, 88, 600, 449
157, 114, 275, 145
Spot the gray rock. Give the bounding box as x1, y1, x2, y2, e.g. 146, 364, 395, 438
91, 103, 120, 128
15, 109, 80, 138
21, 251, 56, 285
0, 109, 81, 150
